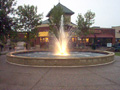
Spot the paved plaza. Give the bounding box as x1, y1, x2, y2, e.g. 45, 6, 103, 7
0, 54, 120, 90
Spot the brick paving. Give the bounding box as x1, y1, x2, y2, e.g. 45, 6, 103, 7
0, 52, 120, 90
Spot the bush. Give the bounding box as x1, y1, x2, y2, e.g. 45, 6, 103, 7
30, 42, 34, 47
92, 44, 96, 50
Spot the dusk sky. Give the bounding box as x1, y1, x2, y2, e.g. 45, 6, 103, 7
16, 0, 120, 28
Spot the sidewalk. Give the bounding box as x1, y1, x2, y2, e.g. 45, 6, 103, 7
0, 51, 9, 55
0, 53, 120, 90
0, 49, 15, 55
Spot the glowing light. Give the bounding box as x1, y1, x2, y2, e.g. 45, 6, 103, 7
55, 40, 69, 56
55, 15, 69, 56
86, 38, 89, 42
38, 32, 48, 37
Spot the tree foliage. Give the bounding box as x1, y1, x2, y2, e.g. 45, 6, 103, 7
49, 5, 64, 39
16, 5, 42, 43
76, 10, 95, 36
0, 0, 16, 42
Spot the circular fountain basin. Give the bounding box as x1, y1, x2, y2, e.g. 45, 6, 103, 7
7, 50, 115, 67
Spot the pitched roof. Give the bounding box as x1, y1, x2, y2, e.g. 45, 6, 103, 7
46, 3, 74, 17
42, 19, 50, 24
42, 19, 76, 26
86, 34, 114, 38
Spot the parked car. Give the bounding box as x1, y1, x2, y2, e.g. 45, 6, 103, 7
114, 46, 120, 52
112, 43, 120, 52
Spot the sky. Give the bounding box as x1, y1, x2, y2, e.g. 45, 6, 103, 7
16, 0, 120, 28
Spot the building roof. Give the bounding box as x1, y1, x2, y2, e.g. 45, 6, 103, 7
42, 19, 76, 26
42, 19, 50, 24
86, 34, 114, 38
46, 3, 74, 17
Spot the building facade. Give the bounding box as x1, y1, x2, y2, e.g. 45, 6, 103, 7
18, 3, 115, 48
35, 3, 76, 48
112, 26, 120, 42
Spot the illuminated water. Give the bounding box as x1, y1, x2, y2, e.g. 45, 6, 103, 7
54, 15, 69, 55
14, 52, 106, 58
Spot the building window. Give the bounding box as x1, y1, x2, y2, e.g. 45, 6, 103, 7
24, 35, 26, 38
118, 30, 120, 33
72, 37, 77, 42
72, 38, 74, 42
45, 38, 49, 42
40, 37, 49, 42
39, 32, 49, 37
86, 38, 89, 43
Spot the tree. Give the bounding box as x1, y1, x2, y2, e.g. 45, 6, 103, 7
0, 0, 16, 43
16, 5, 42, 49
49, 5, 64, 39
76, 10, 95, 47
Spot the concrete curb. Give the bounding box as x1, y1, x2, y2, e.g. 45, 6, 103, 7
7, 59, 115, 68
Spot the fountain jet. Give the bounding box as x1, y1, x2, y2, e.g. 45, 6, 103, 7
55, 15, 69, 55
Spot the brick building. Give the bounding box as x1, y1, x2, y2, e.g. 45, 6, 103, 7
18, 3, 115, 48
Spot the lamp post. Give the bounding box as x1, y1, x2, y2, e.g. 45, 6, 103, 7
93, 33, 96, 50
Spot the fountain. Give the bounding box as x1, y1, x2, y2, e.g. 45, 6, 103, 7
7, 15, 115, 67
54, 15, 69, 55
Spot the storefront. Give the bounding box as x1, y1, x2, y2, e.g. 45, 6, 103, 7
18, 3, 115, 48
74, 28, 115, 47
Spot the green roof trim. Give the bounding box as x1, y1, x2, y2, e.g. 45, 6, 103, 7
46, 3, 74, 17
42, 19, 50, 24
42, 19, 76, 26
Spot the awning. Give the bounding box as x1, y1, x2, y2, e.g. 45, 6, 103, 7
86, 34, 114, 38
38, 32, 49, 37
96, 34, 113, 38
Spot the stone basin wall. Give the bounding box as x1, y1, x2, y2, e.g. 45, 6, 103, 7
7, 50, 115, 67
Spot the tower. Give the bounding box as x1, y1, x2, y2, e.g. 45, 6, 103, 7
46, 3, 74, 24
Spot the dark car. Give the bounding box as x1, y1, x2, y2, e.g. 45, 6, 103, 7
114, 46, 120, 51
113, 43, 120, 52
